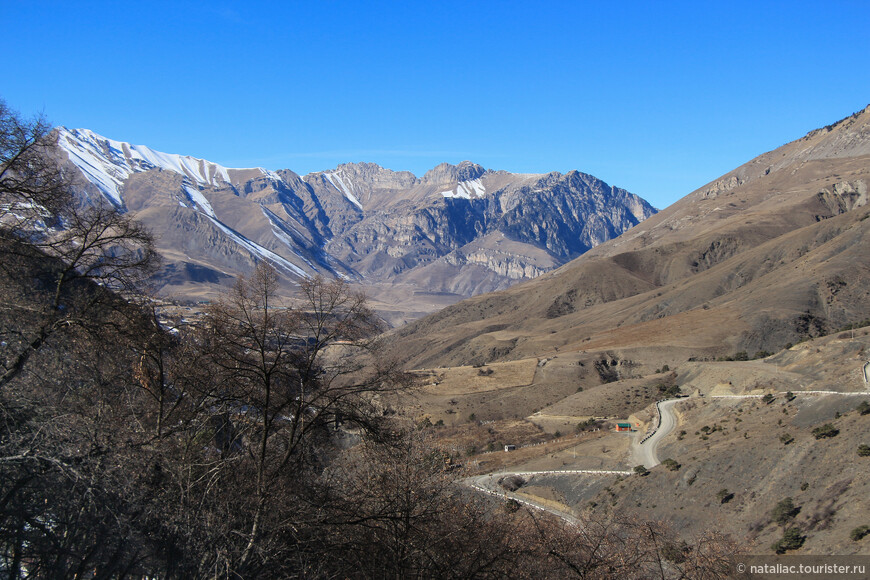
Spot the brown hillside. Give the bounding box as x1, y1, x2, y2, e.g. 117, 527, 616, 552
389, 105, 870, 370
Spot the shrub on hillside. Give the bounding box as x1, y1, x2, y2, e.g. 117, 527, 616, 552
657, 383, 681, 397
850, 526, 870, 541
502, 498, 521, 513
772, 527, 805, 553
662, 458, 681, 471
498, 475, 526, 492
858, 444, 870, 457
812, 424, 839, 439
771, 497, 800, 526
660, 541, 688, 564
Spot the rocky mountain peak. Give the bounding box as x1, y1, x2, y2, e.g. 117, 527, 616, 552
422, 161, 487, 185
311, 162, 419, 189
56, 127, 240, 207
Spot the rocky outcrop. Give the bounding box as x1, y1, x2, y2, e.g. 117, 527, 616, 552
814, 180, 868, 217
422, 161, 487, 184
697, 175, 742, 199
444, 250, 549, 280
495, 171, 651, 257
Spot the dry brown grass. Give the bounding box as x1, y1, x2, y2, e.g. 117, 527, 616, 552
416, 358, 538, 396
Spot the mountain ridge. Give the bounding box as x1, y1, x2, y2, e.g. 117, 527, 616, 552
56, 128, 656, 317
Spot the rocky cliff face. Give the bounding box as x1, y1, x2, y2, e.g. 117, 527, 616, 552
494, 171, 649, 256
56, 128, 657, 307
318, 163, 656, 289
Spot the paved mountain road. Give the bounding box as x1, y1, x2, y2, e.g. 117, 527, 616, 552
630, 371, 870, 468
467, 363, 870, 520
631, 398, 681, 468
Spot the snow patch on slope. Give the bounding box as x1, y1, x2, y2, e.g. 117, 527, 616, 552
183, 185, 216, 218
204, 214, 308, 278
262, 169, 285, 183
57, 127, 268, 207
323, 170, 363, 209
440, 178, 486, 199
59, 130, 128, 206
260, 207, 318, 271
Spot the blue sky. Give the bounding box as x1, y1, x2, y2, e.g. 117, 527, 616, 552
5, 1, 869, 209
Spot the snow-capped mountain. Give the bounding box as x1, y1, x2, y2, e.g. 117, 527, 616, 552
60, 128, 244, 206
56, 127, 656, 313
58, 127, 341, 281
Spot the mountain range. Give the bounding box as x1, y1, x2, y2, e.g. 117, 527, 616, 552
56, 128, 655, 321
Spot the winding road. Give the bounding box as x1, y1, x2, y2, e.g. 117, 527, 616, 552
631, 398, 681, 468
630, 366, 870, 469
467, 359, 870, 520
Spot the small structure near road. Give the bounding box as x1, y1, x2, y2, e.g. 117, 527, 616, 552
504, 444, 517, 452
615, 422, 633, 432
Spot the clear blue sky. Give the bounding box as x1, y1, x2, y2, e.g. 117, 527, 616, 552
5, 1, 869, 209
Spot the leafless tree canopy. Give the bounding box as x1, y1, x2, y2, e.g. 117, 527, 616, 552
0, 100, 158, 391
0, 100, 72, 228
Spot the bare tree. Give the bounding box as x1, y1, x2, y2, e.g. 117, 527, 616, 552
0, 101, 158, 391
314, 433, 541, 578
0, 101, 167, 577
0, 99, 72, 230
154, 263, 407, 575
530, 511, 740, 579
0, 290, 172, 578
